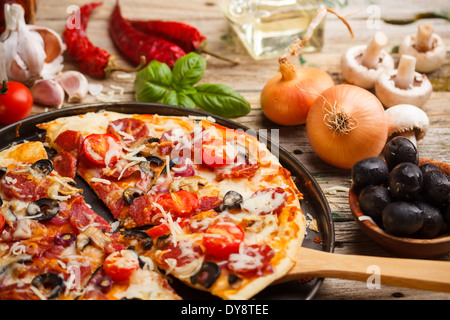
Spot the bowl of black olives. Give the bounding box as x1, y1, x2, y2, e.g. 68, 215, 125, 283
349, 136, 450, 259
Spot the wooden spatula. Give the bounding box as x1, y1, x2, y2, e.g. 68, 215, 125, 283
277, 247, 450, 293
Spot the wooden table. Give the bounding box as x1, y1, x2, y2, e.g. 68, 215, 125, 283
10, 0, 450, 299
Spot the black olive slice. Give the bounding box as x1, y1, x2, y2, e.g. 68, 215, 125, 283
214, 191, 243, 212
0, 167, 7, 180
0, 196, 2, 208
147, 137, 159, 144
123, 187, 144, 205
122, 229, 151, 239
169, 157, 181, 168
228, 273, 241, 286
31, 272, 65, 299
27, 198, 60, 221
31, 159, 53, 175
190, 262, 221, 289
145, 156, 164, 167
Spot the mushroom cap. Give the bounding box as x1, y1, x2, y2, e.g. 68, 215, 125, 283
374, 70, 432, 108
341, 45, 394, 89
398, 33, 446, 73
384, 104, 429, 140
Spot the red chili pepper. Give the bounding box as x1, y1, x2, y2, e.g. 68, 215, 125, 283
126, 15, 238, 64
109, 2, 186, 68
128, 20, 207, 53
63, 2, 144, 78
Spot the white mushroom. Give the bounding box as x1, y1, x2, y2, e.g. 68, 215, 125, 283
375, 54, 432, 108
384, 104, 429, 147
341, 31, 394, 89
398, 23, 446, 73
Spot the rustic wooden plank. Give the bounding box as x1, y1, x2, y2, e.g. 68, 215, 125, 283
6, 0, 450, 300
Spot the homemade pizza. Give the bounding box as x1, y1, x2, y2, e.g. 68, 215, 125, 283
0, 110, 306, 300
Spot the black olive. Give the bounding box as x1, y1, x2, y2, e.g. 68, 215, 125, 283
420, 165, 450, 207
228, 273, 241, 286
412, 201, 444, 239
383, 136, 419, 170
388, 162, 423, 200
443, 202, 450, 227
122, 229, 151, 239
169, 157, 181, 168
0, 167, 6, 180
382, 202, 424, 237
31, 272, 65, 299
0, 196, 2, 208
123, 187, 144, 205
147, 137, 159, 144
214, 191, 243, 212
44, 147, 58, 160
27, 198, 60, 221
190, 262, 221, 289
351, 157, 389, 190
145, 156, 164, 167
156, 234, 171, 248
358, 185, 391, 225
31, 159, 53, 175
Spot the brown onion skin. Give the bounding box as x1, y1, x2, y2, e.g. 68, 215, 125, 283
260, 64, 334, 126
306, 84, 388, 169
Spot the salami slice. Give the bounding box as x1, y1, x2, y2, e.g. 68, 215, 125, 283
53, 151, 77, 179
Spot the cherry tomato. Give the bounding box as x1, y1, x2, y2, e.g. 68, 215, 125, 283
0, 213, 5, 232
156, 190, 199, 218
203, 222, 244, 259
145, 218, 189, 238
83, 133, 123, 166
103, 250, 139, 282
0, 81, 33, 125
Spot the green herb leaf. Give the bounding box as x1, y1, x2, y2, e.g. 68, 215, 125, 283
177, 93, 196, 109
134, 60, 173, 102
161, 91, 178, 106
190, 84, 251, 118
172, 52, 206, 86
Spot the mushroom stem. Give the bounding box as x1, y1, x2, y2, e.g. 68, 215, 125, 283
416, 23, 434, 52
395, 55, 416, 89
397, 131, 417, 147
361, 31, 388, 69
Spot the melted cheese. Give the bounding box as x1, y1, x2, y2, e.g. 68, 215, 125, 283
241, 189, 286, 214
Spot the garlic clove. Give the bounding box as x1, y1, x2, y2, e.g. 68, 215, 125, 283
30, 79, 65, 109
56, 71, 88, 103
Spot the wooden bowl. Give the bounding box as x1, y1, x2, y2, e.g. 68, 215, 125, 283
349, 158, 450, 259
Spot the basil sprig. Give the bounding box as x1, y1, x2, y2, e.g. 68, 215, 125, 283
134, 53, 251, 118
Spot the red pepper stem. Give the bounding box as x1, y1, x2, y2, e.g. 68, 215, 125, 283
200, 48, 240, 65
104, 55, 147, 78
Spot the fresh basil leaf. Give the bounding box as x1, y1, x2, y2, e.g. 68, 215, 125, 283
161, 90, 178, 106
134, 60, 173, 102
190, 84, 251, 118
177, 93, 196, 109
172, 82, 197, 95
172, 52, 206, 86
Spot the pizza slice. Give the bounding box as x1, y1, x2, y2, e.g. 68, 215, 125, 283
37, 111, 306, 300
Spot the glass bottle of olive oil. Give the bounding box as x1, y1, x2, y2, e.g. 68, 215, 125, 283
219, 0, 325, 60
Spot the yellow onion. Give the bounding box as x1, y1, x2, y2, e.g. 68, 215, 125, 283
306, 84, 388, 169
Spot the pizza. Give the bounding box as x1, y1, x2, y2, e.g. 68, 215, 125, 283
0, 110, 306, 300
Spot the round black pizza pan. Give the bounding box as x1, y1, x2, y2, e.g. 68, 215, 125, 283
0, 102, 335, 300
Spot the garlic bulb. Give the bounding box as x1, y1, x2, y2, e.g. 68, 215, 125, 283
56, 71, 88, 103
0, 3, 65, 84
